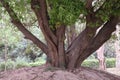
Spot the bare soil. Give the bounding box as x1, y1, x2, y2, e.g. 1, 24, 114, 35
0, 65, 120, 80
107, 68, 120, 76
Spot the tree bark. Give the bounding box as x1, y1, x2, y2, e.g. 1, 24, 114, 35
75, 16, 120, 68
56, 25, 66, 68
66, 11, 101, 69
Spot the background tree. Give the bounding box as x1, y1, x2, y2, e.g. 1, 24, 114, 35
96, 44, 106, 70
0, 0, 120, 69
115, 24, 120, 68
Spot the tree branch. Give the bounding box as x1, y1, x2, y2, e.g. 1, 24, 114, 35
31, 0, 57, 45
86, 0, 94, 12
75, 16, 120, 67
0, 0, 48, 54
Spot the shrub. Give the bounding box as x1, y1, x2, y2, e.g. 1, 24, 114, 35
82, 58, 115, 69
82, 59, 99, 69
0, 59, 15, 71
15, 57, 29, 69
106, 58, 115, 68
0, 57, 46, 71
29, 57, 46, 67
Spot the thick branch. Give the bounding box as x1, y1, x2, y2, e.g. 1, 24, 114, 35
0, 0, 48, 54
66, 26, 99, 69
86, 0, 94, 11
75, 16, 120, 67
31, 0, 57, 45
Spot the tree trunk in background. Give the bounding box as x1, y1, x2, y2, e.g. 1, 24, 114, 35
66, 25, 77, 47
3, 36, 8, 72
115, 25, 120, 69
96, 44, 106, 70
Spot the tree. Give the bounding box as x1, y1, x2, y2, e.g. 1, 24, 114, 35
0, 0, 120, 69
96, 44, 106, 70
115, 24, 120, 68
66, 25, 77, 47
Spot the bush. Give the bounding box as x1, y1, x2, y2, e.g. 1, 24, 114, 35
0, 57, 46, 71
82, 59, 99, 69
106, 58, 115, 68
15, 57, 29, 69
29, 57, 46, 67
82, 58, 115, 69
0, 59, 15, 71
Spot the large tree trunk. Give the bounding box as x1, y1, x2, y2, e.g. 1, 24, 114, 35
67, 16, 119, 69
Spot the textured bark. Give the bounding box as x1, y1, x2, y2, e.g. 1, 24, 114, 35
75, 16, 120, 68
31, 0, 59, 67
66, 12, 101, 69
31, 0, 57, 45
66, 27, 98, 68
56, 25, 66, 68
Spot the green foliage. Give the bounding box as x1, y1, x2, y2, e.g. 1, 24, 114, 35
82, 59, 99, 69
47, 0, 86, 26
29, 58, 45, 67
0, 57, 45, 71
82, 58, 115, 69
0, 59, 15, 71
1, 0, 36, 27
96, 0, 120, 22
15, 57, 29, 69
106, 58, 115, 68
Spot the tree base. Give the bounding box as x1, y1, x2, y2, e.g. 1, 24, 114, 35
0, 65, 120, 80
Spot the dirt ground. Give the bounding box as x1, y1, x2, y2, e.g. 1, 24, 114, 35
0, 65, 120, 80
107, 68, 120, 76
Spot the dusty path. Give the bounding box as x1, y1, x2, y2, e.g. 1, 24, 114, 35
0, 65, 120, 80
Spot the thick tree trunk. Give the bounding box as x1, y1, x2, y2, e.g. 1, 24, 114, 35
67, 16, 119, 69
56, 25, 66, 68
74, 17, 119, 68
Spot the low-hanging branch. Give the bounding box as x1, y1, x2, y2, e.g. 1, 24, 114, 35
0, 0, 48, 54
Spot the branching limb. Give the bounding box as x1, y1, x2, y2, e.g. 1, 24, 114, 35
31, 0, 57, 45
0, 0, 48, 54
